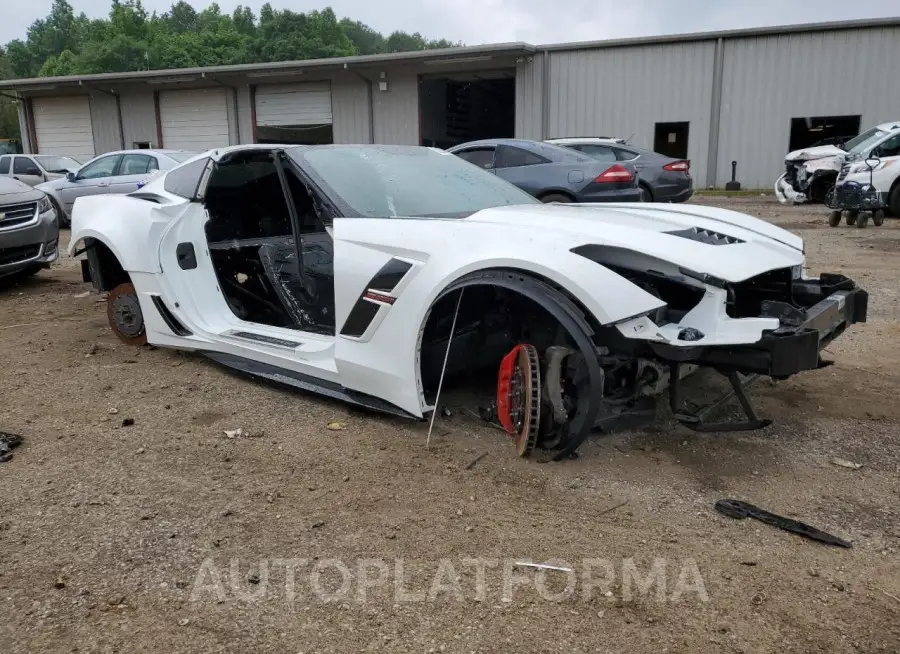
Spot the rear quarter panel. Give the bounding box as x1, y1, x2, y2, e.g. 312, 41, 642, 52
68, 194, 180, 274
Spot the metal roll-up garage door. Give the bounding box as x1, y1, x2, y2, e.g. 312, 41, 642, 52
159, 88, 229, 151
255, 82, 333, 127
32, 96, 95, 159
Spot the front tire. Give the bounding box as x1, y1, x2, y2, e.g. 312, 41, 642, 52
540, 193, 574, 204
49, 197, 69, 228
107, 283, 147, 346
639, 183, 653, 203
855, 212, 869, 229
828, 210, 842, 227
845, 210, 858, 226
873, 210, 886, 226
888, 184, 900, 218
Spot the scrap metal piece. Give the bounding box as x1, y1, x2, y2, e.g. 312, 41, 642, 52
715, 499, 851, 548
0, 432, 23, 464
496, 344, 541, 457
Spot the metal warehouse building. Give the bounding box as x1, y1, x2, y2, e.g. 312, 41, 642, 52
2, 17, 899, 189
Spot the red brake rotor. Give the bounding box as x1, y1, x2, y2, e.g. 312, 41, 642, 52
496, 344, 541, 457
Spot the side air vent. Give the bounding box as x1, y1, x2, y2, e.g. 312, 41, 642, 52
666, 227, 745, 246
151, 295, 192, 336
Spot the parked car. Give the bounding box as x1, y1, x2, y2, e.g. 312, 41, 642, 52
775, 121, 900, 204
447, 138, 642, 203
0, 153, 81, 187
825, 126, 900, 226
546, 137, 693, 203
36, 149, 197, 227
0, 176, 59, 282
68, 144, 865, 460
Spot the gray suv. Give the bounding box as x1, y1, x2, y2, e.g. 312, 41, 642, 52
0, 177, 59, 281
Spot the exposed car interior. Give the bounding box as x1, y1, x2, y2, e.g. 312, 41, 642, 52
202, 150, 335, 335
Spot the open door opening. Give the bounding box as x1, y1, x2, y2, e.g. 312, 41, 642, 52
788, 115, 861, 151
255, 124, 333, 145
653, 122, 690, 159
202, 150, 335, 335
419, 71, 515, 149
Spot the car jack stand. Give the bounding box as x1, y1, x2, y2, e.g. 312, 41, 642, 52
668, 364, 773, 432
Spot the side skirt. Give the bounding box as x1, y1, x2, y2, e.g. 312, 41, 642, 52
203, 351, 419, 420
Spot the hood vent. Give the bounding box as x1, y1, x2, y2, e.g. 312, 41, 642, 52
666, 227, 744, 246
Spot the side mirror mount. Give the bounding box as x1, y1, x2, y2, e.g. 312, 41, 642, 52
66, 171, 77, 182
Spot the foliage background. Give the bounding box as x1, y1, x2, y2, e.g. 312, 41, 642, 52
0, 0, 461, 138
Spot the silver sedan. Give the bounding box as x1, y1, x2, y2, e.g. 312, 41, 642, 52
37, 149, 197, 226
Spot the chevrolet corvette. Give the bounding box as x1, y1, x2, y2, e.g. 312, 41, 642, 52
68, 144, 867, 460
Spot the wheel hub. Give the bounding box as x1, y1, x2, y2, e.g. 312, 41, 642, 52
113, 293, 144, 338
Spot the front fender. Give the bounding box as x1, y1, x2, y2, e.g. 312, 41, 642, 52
331, 217, 666, 417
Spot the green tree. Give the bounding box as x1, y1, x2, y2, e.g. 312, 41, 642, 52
2, 1, 462, 78
0, 47, 21, 138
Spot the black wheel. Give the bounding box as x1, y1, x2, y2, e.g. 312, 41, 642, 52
540, 193, 573, 204
828, 210, 842, 227
49, 196, 69, 228
845, 210, 858, 226
888, 184, 900, 217
639, 183, 653, 203
873, 210, 885, 227
107, 283, 147, 345
855, 212, 869, 228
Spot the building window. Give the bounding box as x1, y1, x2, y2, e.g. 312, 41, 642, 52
133, 141, 152, 149
788, 116, 861, 151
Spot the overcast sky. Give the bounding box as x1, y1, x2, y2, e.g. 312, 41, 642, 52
1, 1, 897, 46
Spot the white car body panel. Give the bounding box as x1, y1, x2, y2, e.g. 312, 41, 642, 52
68, 145, 858, 425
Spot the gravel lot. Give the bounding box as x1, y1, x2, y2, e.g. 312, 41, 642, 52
1, 196, 898, 653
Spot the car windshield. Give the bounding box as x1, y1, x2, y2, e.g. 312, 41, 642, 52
842, 128, 888, 155
293, 146, 539, 218
34, 155, 80, 173
166, 151, 200, 163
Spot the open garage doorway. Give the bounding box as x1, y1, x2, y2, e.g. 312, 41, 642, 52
788, 115, 861, 151
254, 82, 334, 145
419, 71, 515, 149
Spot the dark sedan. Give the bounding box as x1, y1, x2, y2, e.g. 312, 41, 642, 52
447, 138, 642, 203
546, 137, 693, 203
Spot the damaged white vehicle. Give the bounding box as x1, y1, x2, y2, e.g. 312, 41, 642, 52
776, 122, 900, 204
68, 145, 867, 460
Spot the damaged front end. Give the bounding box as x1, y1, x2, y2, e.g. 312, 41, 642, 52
457, 263, 867, 461
775, 146, 844, 204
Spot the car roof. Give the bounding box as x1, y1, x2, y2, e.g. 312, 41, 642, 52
449, 138, 596, 162
545, 137, 627, 145
875, 121, 900, 132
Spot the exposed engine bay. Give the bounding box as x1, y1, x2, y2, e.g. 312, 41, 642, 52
775, 145, 844, 204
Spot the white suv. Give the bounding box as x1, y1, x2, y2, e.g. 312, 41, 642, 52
832, 122, 900, 217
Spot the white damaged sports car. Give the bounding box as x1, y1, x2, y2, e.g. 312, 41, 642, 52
69, 145, 867, 459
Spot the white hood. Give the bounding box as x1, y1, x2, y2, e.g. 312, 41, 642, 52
784, 145, 844, 162
466, 202, 804, 283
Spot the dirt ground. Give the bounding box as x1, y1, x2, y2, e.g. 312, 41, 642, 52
1, 196, 898, 653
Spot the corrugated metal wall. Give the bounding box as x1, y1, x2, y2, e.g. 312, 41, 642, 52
372, 69, 419, 145
236, 84, 254, 144
515, 56, 544, 139
332, 74, 371, 143
119, 89, 157, 148
548, 41, 716, 184
88, 93, 122, 154
717, 26, 900, 188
